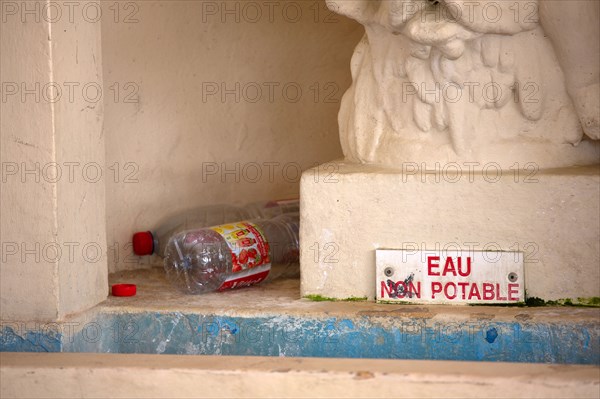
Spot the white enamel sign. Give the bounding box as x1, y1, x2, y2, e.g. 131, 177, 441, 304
376, 250, 524, 304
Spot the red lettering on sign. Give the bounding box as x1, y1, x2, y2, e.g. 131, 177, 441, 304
408, 281, 422, 299
457, 282, 469, 299
381, 281, 393, 298
496, 283, 507, 301
482, 283, 495, 300
458, 257, 472, 277
437, 257, 472, 277
508, 283, 520, 301
468, 283, 481, 300
444, 282, 457, 299
431, 282, 442, 298
380, 281, 422, 299
396, 281, 408, 298
428, 256, 440, 276
443, 257, 456, 276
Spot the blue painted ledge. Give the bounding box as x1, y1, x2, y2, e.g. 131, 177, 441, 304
2, 270, 598, 364
2, 311, 598, 365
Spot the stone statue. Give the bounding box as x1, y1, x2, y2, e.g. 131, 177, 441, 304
327, 0, 599, 167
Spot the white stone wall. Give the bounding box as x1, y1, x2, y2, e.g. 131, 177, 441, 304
1, 1, 107, 320
0, 0, 361, 321
101, 0, 363, 272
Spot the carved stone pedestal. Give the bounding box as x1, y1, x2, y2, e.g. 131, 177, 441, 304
300, 162, 599, 302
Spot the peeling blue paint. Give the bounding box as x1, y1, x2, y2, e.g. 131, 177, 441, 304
0, 326, 61, 352
2, 312, 598, 364
485, 328, 499, 343
66, 313, 600, 364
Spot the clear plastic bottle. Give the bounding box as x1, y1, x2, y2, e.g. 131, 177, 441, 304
132, 199, 299, 257
163, 213, 299, 294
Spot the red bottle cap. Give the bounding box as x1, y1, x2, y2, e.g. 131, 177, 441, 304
112, 284, 137, 297
132, 231, 154, 255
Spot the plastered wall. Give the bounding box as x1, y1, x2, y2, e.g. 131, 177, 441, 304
1, 1, 108, 321
0, 0, 360, 322
101, 1, 363, 272
1, 10, 58, 321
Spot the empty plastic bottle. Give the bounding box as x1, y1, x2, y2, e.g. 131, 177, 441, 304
132, 199, 298, 257
163, 213, 299, 294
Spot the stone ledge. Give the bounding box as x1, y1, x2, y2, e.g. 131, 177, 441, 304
1, 269, 598, 364
2, 353, 599, 398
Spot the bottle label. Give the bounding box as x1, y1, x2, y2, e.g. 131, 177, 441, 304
210, 221, 271, 291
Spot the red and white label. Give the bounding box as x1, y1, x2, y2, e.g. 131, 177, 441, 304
376, 250, 524, 304
210, 222, 271, 291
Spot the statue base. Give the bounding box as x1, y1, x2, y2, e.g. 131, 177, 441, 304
300, 162, 600, 302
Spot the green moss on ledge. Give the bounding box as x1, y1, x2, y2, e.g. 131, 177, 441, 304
304, 295, 368, 302
525, 297, 600, 307
304, 294, 599, 307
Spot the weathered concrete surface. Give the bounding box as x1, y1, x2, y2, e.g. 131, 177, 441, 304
1, 269, 598, 364
2, 353, 599, 398
100, 268, 600, 323
300, 162, 600, 302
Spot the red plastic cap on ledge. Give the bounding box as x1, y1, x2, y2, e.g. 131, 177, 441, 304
132, 231, 154, 255
112, 284, 137, 297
